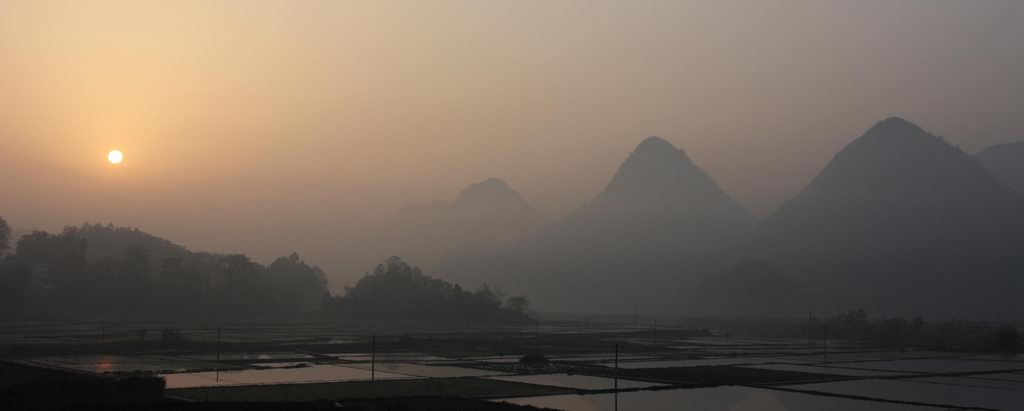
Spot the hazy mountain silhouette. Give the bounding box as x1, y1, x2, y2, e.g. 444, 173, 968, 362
590, 136, 752, 226
441, 137, 754, 311
976, 141, 1024, 194
755, 117, 1024, 318
389, 178, 545, 268
688, 259, 808, 318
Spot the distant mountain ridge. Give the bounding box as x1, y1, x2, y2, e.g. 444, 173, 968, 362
388, 178, 546, 268
439, 136, 754, 311
976, 141, 1024, 194
753, 117, 1024, 318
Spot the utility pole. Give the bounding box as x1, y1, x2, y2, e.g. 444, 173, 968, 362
614, 342, 619, 411
216, 326, 222, 383
808, 310, 813, 353
633, 305, 638, 331
371, 333, 376, 381
823, 324, 828, 367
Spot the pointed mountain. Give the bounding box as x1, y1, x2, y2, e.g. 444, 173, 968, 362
442, 137, 754, 311
583, 136, 752, 227
388, 178, 545, 268
977, 141, 1024, 193
448, 178, 547, 256
452, 178, 545, 228
756, 117, 1024, 318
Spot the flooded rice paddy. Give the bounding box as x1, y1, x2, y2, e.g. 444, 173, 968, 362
161, 364, 413, 388
486, 373, 667, 390
787, 377, 1024, 410
5, 318, 1024, 409
497, 385, 947, 411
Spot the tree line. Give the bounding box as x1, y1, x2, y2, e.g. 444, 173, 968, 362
0, 218, 532, 324
0, 218, 327, 315
808, 309, 1020, 355
321, 256, 533, 323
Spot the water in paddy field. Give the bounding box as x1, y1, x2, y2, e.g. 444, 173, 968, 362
186, 352, 315, 361
161, 364, 413, 388
740, 363, 912, 377
343, 362, 506, 378
806, 358, 1024, 373
615, 356, 813, 369
26, 355, 238, 374
12, 327, 1024, 409
158, 354, 510, 388
496, 386, 948, 411
486, 373, 667, 390
787, 378, 1024, 410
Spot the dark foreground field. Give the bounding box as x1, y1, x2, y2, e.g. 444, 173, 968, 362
2, 315, 1023, 410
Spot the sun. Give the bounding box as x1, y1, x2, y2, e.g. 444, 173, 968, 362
107, 150, 124, 165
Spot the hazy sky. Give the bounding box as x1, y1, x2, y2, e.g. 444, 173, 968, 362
2, 0, 1023, 287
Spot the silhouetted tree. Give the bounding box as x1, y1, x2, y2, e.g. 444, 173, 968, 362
266, 252, 328, 310
0, 257, 32, 309
910, 316, 925, 336
505, 296, 531, 314
0, 216, 10, 254
123, 246, 150, 277
16, 229, 85, 287
996, 326, 1020, 356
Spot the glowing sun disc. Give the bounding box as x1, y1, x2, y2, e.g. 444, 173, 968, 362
107, 150, 124, 165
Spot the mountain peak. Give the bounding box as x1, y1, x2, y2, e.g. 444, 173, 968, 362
586, 135, 752, 227
455, 178, 514, 203
452, 177, 544, 222
628, 136, 694, 164
596, 136, 704, 200
854, 117, 936, 147
866, 116, 922, 135
392, 177, 545, 268
834, 117, 957, 165
468, 177, 509, 191
635, 135, 677, 152
786, 118, 1024, 200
